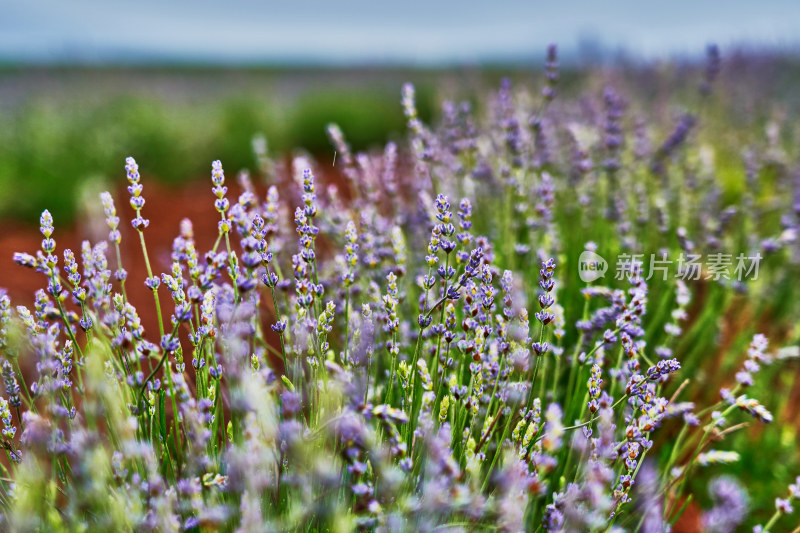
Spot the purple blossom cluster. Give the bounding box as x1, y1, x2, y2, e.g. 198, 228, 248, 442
0, 44, 798, 532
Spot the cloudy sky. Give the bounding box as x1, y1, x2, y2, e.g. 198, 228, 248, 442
3, 0, 800, 64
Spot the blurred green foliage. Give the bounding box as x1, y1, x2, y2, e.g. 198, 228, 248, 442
6, 57, 800, 225
0, 73, 434, 223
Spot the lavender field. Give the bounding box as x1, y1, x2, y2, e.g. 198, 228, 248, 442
2, 45, 800, 532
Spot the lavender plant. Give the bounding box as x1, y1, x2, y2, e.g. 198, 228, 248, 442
1, 45, 800, 532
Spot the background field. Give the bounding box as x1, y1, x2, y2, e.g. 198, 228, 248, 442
5, 53, 800, 223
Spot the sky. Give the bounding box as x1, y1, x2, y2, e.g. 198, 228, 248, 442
3, 1, 800, 65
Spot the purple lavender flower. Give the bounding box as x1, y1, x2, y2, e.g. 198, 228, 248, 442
651, 114, 696, 176
702, 476, 749, 533
13, 252, 37, 269
646, 359, 681, 382
587, 363, 603, 413
736, 333, 771, 387
603, 87, 625, 169
542, 43, 559, 101
457, 198, 473, 247
342, 221, 359, 287
161, 334, 180, 353
211, 159, 229, 216
700, 43, 721, 95
535, 258, 556, 326
125, 157, 150, 230
2, 361, 21, 408
100, 191, 122, 244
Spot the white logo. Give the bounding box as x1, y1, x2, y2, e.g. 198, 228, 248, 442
579, 251, 607, 282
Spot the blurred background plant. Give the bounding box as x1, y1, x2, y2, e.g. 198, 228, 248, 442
0, 67, 442, 221
7, 54, 800, 223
